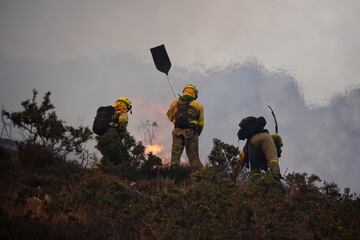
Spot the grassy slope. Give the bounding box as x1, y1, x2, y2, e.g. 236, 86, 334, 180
0, 150, 360, 240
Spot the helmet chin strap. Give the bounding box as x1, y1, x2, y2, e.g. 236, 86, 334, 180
120, 99, 131, 112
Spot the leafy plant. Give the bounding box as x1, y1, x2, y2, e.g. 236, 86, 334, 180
2, 89, 92, 158
208, 138, 240, 177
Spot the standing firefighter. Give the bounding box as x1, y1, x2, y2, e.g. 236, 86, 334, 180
167, 84, 204, 170
233, 116, 281, 181
94, 97, 132, 164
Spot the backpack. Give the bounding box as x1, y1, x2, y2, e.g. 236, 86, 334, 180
174, 98, 198, 129
92, 106, 115, 136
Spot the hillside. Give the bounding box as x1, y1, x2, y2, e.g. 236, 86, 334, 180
1, 147, 360, 239
0, 90, 359, 239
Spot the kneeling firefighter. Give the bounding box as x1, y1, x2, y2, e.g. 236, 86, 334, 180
94, 97, 132, 164
233, 116, 281, 181
167, 84, 204, 170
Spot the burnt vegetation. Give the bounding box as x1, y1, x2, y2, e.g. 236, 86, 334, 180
0, 90, 359, 240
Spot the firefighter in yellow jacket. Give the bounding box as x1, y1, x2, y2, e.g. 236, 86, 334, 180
97, 97, 132, 164
233, 116, 281, 181
110, 97, 131, 129
167, 84, 204, 170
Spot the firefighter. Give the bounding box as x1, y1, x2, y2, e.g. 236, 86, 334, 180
110, 97, 132, 129
96, 97, 132, 164
167, 84, 204, 170
233, 116, 281, 181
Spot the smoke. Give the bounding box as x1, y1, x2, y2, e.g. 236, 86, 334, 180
193, 60, 360, 192
0, 54, 359, 192
2, 0, 360, 103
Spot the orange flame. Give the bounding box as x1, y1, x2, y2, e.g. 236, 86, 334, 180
145, 144, 164, 155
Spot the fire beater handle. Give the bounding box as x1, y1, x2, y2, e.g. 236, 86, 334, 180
166, 74, 177, 98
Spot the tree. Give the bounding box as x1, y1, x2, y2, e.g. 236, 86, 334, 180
208, 138, 240, 176
2, 89, 92, 158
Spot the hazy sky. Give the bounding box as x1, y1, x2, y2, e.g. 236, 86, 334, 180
1, 0, 360, 191
1, 0, 359, 103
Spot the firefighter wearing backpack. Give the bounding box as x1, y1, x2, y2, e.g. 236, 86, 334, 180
233, 116, 281, 181
167, 84, 204, 170
111, 97, 131, 129
95, 97, 132, 164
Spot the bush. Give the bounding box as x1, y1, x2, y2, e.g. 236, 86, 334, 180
2, 89, 92, 161
2, 90, 360, 239
207, 138, 240, 181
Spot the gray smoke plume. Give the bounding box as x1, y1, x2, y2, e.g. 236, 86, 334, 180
193, 61, 360, 192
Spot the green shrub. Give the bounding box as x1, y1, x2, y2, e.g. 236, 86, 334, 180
2, 89, 92, 163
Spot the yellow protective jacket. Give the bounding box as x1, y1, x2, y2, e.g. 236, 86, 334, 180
109, 102, 128, 129
236, 132, 280, 175
167, 95, 204, 135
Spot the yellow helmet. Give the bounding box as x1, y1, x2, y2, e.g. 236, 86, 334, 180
114, 97, 132, 111
183, 84, 198, 98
